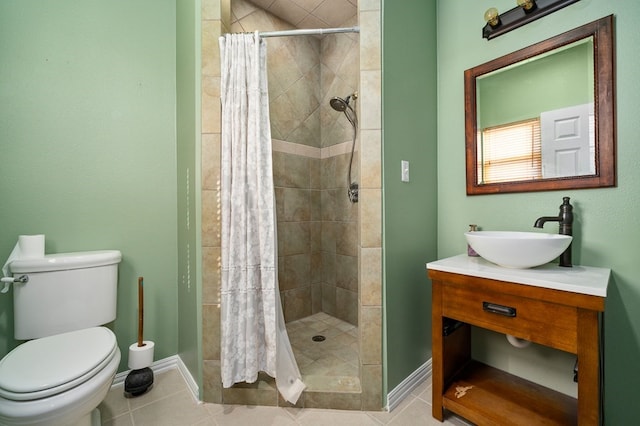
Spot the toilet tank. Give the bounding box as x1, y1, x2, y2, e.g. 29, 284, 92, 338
10, 250, 122, 340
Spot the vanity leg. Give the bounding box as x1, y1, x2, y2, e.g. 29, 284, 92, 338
432, 279, 445, 421
577, 308, 601, 425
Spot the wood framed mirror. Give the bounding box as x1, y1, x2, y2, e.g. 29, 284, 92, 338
465, 15, 615, 195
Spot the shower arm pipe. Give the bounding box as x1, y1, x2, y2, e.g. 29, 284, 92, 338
258, 26, 359, 38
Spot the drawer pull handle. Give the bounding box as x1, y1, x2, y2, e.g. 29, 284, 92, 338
483, 302, 516, 317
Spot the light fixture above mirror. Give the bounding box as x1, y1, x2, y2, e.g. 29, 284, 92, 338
483, 0, 581, 40
466, 15, 616, 195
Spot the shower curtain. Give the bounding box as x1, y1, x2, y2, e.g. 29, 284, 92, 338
218, 32, 306, 404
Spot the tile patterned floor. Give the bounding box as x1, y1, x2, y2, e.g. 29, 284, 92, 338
286, 312, 360, 392
99, 369, 471, 425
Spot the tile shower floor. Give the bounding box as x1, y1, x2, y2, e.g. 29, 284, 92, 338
99, 368, 471, 425
286, 312, 360, 392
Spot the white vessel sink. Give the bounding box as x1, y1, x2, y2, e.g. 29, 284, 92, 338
465, 231, 572, 269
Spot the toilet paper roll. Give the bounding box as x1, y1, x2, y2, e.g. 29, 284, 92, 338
128, 341, 155, 370
2, 235, 45, 278
18, 235, 45, 259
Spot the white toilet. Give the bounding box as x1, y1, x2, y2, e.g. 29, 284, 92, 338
0, 250, 122, 426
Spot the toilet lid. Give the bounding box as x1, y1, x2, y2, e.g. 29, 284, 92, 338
0, 327, 117, 401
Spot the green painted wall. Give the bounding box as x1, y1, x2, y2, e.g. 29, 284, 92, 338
176, 0, 202, 392
437, 0, 640, 422
0, 0, 178, 372
382, 0, 438, 394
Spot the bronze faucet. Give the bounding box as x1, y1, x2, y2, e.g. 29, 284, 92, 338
534, 197, 573, 267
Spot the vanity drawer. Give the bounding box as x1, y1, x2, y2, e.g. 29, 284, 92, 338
442, 284, 577, 353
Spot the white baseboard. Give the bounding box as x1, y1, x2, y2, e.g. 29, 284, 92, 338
386, 358, 432, 412
112, 355, 200, 403
112, 355, 430, 411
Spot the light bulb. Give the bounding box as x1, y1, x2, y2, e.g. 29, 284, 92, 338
517, 0, 535, 11
484, 7, 500, 27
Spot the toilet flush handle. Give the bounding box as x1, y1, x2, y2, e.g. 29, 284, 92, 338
1, 275, 29, 293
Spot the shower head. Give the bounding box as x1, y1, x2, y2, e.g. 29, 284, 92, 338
329, 96, 349, 112
329, 92, 357, 112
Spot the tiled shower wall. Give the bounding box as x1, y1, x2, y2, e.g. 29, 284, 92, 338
201, 0, 382, 410
231, 0, 359, 325
274, 147, 358, 326
317, 27, 360, 327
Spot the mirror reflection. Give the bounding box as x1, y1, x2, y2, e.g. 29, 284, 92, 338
465, 16, 615, 195
477, 38, 594, 184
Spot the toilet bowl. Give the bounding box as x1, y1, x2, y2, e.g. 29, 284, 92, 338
0, 249, 122, 425
0, 327, 120, 426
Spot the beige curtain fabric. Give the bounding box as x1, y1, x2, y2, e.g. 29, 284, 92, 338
218, 32, 305, 404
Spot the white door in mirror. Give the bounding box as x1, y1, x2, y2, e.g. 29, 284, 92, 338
541, 103, 593, 178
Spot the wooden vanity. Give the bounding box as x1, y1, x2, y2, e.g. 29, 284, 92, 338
427, 255, 609, 425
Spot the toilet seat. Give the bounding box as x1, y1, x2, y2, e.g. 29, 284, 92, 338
0, 327, 117, 401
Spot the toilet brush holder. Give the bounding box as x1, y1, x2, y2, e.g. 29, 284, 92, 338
125, 277, 154, 397
124, 341, 154, 397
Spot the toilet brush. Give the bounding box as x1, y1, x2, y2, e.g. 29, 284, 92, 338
124, 277, 154, 397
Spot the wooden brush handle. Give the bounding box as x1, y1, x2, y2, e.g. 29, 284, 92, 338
138, 277, 145, 347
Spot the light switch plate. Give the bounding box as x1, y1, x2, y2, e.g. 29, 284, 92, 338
401, 160, 410, 182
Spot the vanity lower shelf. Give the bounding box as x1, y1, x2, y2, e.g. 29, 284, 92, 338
443, 360, 577, 425
427, 257, 609, 426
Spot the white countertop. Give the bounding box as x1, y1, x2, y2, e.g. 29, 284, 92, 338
426, 254, 609, 297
